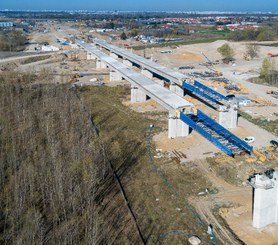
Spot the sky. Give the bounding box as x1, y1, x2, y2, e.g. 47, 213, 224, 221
0, 0, 277, 12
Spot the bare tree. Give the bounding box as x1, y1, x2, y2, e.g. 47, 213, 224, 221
245, 43, 260, 60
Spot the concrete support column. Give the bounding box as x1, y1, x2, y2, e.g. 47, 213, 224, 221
219, 106, 238, 129
250, 171, 278, 229
110, 70, 122, 81
96, 59, 108, 69
87, 52, 94, 60
123, 59, 133, 67
168, 112, 189, 139
169, 83, 184, 97
141, 68, 153, 79
110, 52, 119, 59
131, 86, 147, 103
154, 79, 165, 87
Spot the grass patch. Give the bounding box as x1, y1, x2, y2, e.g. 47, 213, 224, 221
207, 157, 240, 186
248, 77, 278, 87
199, 29, 230, 36
20, 55, 51, 64
79, 85, 214, 244
239, 110, 278, 137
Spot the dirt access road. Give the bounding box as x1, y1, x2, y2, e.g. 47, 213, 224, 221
190, 159, 278, 245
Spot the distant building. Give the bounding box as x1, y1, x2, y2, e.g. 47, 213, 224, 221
41, 45, 60, 52
0, 22, 13, 28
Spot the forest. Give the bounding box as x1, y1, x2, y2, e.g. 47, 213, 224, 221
0, 72, 142, 244
0, 70, 215, 244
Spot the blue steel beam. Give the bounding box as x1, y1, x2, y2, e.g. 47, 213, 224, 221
180, 112, 234, 156
197, 110, 253, 153
194, 80, 229, 101
182, 82, 220, 105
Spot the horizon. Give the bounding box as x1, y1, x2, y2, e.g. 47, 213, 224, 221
0, 0, 278, 12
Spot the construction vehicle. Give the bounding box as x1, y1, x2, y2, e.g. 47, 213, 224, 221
201, 52, 223, 77
267, 90, 278, 97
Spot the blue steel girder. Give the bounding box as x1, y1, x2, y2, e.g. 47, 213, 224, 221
197, 110, 253, 153
179, 112, 234, 156
182, 82, 220, 105
194, 80, 229, 101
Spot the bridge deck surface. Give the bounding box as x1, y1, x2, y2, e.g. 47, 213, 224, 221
77, 40, 193, 112
93, 38, 188, 84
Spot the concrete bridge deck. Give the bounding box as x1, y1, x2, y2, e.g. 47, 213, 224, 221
76, 40, 193, 113
93, 38, 188, 84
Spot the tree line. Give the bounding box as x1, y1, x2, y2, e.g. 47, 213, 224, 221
0, 30, 27, 51
228, 25, 278, 41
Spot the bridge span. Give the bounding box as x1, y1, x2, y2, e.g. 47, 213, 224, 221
76, 40, 193, 139
92, 38, 237, 129
76, 40, 252, 157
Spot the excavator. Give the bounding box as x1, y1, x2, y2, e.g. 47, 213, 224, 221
201, 52, 223, 77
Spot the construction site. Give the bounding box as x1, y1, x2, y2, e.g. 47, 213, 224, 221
1, 19, 278, 244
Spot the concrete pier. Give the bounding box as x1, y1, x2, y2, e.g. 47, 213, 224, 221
96, 59, 107, 69
154, 79, 165, 87
141, 68, 153, 79
123, 59, 133, 67
110, 70, 122, 81
110, 52, 119, 59
168, 112, 189, 138
249, 170, 278, 229
219, 106, 238, 129
170, 83, 185, 97
131, 86, 147, 102
87, 52, 95, 60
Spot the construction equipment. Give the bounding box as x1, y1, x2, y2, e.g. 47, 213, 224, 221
201, 52, 223, 77
253, 149, 267, 162
224, 83, 249, 94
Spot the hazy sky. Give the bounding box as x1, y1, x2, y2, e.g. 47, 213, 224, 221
0, 0, 277, 12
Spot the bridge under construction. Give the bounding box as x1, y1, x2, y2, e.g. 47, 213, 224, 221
76, 39, 253, 157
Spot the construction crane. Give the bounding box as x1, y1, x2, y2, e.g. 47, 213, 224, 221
201, 52, 223, 77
